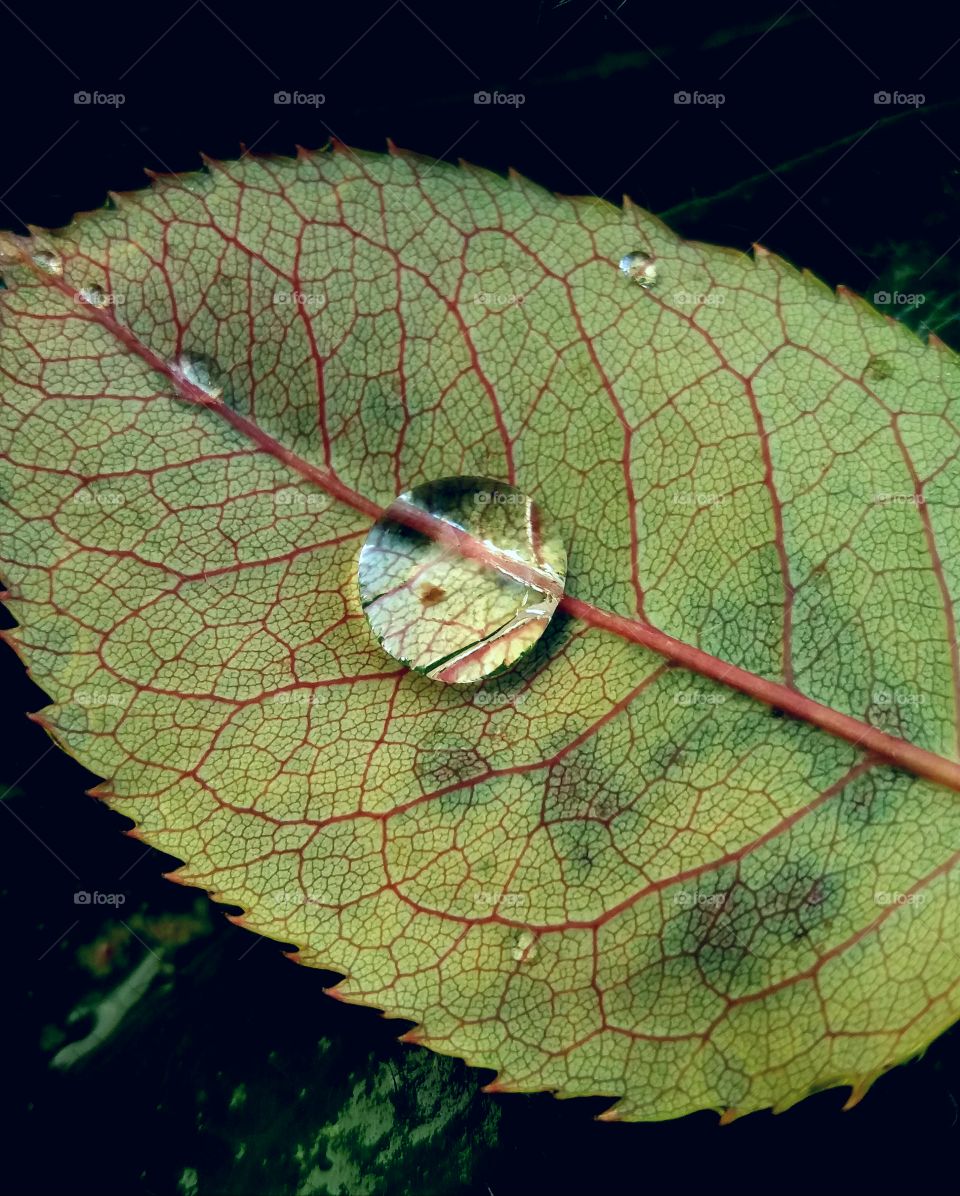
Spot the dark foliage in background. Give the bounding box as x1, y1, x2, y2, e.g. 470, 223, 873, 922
1, 2, 958, 1193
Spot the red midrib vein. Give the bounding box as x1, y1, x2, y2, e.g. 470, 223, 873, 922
21, 264, 960, 796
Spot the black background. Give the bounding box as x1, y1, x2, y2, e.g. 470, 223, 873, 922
1, 2, 959, 1194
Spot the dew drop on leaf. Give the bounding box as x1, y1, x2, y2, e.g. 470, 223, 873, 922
77, 286, 107, 307
619, 250, 657, 288
32, 249, 63, 276
169, 352, 225, 399
357, 476, 567, 684
511, 929, 538, 962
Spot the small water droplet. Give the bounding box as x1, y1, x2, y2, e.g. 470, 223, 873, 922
511, 930, 538, 962
77, 285, 107, 307
358, 476, 567, 684
619, 250, 657, 288
170, 352, 225, 399
32, 249, 63, 276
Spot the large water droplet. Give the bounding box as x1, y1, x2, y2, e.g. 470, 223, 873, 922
619, 250, 657, 288
170, 352, 225, 399
358, 476, 567, 684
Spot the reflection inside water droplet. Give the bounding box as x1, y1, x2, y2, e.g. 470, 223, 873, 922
170, 352, 225, 399
619, 250, 657, 288
357, 477, 567, 684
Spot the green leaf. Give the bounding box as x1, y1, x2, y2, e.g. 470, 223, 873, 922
1, 145, 959, 1121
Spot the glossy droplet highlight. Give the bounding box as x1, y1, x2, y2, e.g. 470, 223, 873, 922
32, 249, 63, 276
358, 477, 567, 684
619, 250, 657, 288
170, 352, 225, 399
511, 930, 538, 962
77, 285, 107, 307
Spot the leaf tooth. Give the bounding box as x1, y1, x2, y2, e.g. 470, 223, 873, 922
26, 708, 55, 731
842, 1068, 886, 1110
397, 1028, 425, 1045
717, 1106, 742, 1125
480, 1077, 511, 1093
161, 866, 196, 888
